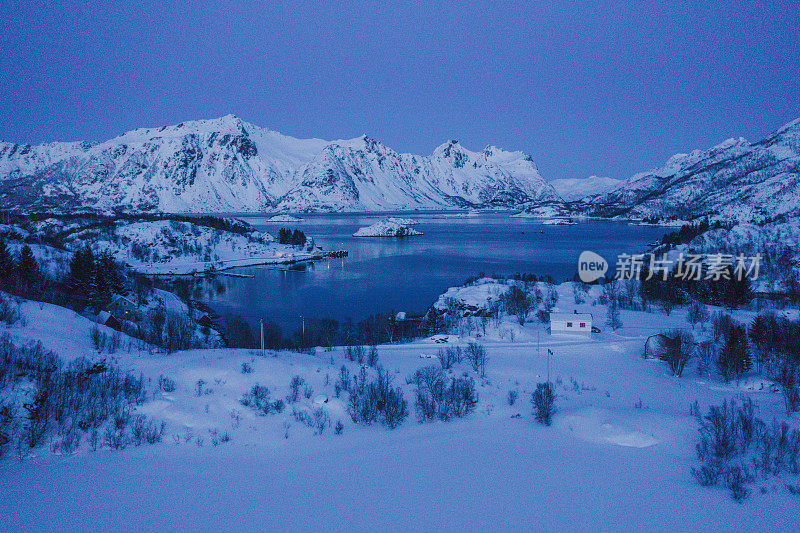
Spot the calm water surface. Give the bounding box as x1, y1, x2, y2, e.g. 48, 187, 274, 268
198, 212, 669, 333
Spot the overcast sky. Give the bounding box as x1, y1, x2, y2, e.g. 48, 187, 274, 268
1, 0, 798, 181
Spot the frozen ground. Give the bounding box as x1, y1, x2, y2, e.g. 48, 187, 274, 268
0, 285, 798, 530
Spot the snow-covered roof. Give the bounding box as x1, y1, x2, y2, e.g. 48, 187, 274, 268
550, 313, 593, 321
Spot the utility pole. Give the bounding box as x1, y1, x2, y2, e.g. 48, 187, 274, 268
300, 315, 305, 353
260, 319, 265, 355
547, 349, 553, 384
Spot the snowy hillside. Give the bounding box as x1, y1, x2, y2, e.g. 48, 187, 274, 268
2, 215, 326, 276
576, 118, 800, 221
0, 116, 561, 213
1, 281, 798, 530
549, 176, 622, 201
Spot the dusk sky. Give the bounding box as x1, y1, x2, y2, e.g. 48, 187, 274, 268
1, 0, 798, 181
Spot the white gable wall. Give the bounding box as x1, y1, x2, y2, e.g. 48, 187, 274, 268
550, 313, 592, 335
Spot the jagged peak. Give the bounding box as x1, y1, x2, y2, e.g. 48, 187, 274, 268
710, 137, 749, 152
108, 115, 260, 145
776, 117, 800, 135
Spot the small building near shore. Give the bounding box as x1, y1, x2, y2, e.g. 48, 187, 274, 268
549, 312, 592, 336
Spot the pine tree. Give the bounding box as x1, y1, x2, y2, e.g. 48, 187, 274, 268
0, 238, 13, 284
96, 251, 125, 295
90, 267, 112, 313
718, 324, 751, 382
291, 229, 306, 246
68, 246, 95, 306
16, 245, 39, 285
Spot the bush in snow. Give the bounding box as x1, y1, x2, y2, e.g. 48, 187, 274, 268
0, 334, 153, 458
89, 325, 122, 354
606, 297, 622, 331
695, 340, 715, 377
411, 366, 477, 422
292, 407, 329, 435
501, 285, 539, 325
438, 346, 463, 370
335, 365, 350, 398
687, 301, 710, 330
543, 286, 558, 312
532, 382, 556, 426
748, 312, 800, 412
287, 376, 304, 403
465, 342, 487, 377
240, 384, 285, 415
692, 397, 800, 501
367, 345, 379, 367
659, 330, 694, 377
573, 283, 588, 305
353, 345, 365, 365
347, 366, 408, 429
158, 375, 176, 392
507, 390, 518, 406
0, 293, 21, 325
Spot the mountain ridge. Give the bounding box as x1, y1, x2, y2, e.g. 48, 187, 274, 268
569, 118, 800, 222
0, 115, 561, 213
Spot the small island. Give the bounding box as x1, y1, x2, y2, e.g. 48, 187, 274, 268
353, 219, 423, 237
268, 214, 303, 222
542, 217, 577, 225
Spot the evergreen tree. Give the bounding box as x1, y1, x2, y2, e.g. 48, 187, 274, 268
718, 324, 751, 382
291, 229, 306, 246
278, 228, 290, 245
90, 267, 113, 313
0, 238, 13, 284
95, 250, 126, 295
16, 245, 39, 285
68, 246, 96, 306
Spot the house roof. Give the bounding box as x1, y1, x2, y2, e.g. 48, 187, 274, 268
550, 313, 592, 321
112, 295, 137, 306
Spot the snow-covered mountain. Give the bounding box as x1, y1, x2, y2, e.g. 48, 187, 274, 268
549, 176, 622, 201
577, 118, 800, 221
0, 115, 560, 213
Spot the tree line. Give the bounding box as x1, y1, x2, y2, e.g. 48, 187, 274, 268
277, 228, 307, 246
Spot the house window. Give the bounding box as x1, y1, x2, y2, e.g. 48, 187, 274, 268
580, 323, 586, 328
567, 322, 573, 327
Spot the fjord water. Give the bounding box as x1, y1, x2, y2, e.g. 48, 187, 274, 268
200, 213, 668, 334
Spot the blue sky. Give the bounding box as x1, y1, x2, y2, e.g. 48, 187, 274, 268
1, 0, 798, 180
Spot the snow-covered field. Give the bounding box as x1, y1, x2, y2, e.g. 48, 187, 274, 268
1, 283, 798, 531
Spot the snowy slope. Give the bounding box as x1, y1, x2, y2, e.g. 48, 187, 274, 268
577, 118, 800, 221
0, 116, 561, 213
1, 282, 797, 530
549, 176, 623, 201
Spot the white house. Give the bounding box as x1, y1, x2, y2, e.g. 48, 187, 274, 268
549, 312, 592, 336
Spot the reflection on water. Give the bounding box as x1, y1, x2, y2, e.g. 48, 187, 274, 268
195, 212, 669, 334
